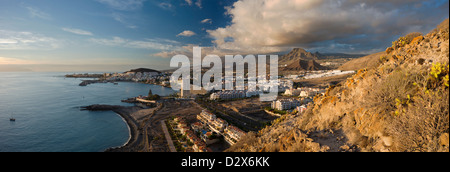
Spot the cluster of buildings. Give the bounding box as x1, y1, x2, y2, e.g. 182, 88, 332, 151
303, 70, 355, 79
197, 110, 246, 146
223, 125, 247, 145
271, 98, 301, 111
104, 69, 170, 86
174, 118, 213, 152
175, 75, 295, 99
284, 87, 326, 98
169, 109, 247, 152
283, 70, 355, 80
271, 98, 311, 115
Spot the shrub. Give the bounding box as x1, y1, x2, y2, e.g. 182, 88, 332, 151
392, 37, 409, 48
427, 62, 449, 89
379, 55, 388, 64
391, 32, 423, 49
388, 87, 449, 152
370, 68, 418, 115
404, 32, 423, 43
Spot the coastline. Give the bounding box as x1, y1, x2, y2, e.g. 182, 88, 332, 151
81, 105, 141, 152
81, 99, 202, 152
107, 112, 132, 150
108, 106, 141, 152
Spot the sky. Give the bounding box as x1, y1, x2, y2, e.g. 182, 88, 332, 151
0, 0, 448, 72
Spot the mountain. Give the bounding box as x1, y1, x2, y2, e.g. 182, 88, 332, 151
279, 48, 329, 72
279, 48, 320, 65
283, 59, 329, 71
227, 19, 449, 152
279, 48, 366, 66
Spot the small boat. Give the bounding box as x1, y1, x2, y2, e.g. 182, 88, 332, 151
9, 114, 16, 121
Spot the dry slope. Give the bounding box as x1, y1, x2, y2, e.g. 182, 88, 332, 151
227, 19, 449, 152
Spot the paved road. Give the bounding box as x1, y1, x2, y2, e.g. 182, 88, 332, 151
161, 120, 177, 152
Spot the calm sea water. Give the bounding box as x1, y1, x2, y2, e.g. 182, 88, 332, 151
0, 72, 176, 152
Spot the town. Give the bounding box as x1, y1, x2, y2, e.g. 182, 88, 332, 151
70, 67, 352, 152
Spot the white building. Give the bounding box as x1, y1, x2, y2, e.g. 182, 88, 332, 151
197, 110, 216, 123
272, 99, 301, 111
224, 125, 246, 145
296, 105, 308, 114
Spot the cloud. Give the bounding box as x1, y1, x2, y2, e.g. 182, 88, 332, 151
89, 36, 180, 50
185, 0, 193, 6
152, 44, 237, 59
0, 30, 60, 50
207, 0, 449, 54
184, 0, 202, 8
25, 6, 51, 20
158, 2, 174, 11
62, 28, 94, 36
111, 13, 138, 29
152, 44, 197, 58
201, 19, 212, 24
177, 30, 196, 37
95, 0, 145, 11
195, 0, 202, 8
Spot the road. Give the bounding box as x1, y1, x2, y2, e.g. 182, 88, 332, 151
161, 120, 177, 152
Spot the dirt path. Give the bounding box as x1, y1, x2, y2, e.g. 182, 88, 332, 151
308, 129, 358, 152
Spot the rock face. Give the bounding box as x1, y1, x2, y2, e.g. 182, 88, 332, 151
228, 19, 449, 152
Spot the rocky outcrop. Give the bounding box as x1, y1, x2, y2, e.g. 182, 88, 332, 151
80, 104, 122, 111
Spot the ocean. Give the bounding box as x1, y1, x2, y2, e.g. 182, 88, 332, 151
0, 72, 176, 152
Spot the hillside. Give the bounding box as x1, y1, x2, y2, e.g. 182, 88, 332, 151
126, 68, 161, 73
227, 19, 449, 152
338, 51, 386, 71
279, 48, 366, 67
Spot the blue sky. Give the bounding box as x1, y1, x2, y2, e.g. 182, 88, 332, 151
0, 0, 236, 71
0, 0, 448, 72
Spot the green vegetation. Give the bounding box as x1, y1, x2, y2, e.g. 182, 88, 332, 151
373, 61, 449, 151
428, 62, 449, 89
391, 32, 423, 49
379, 55, 388, 64
165, 120, 185, 152
392, 37, 409, 48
